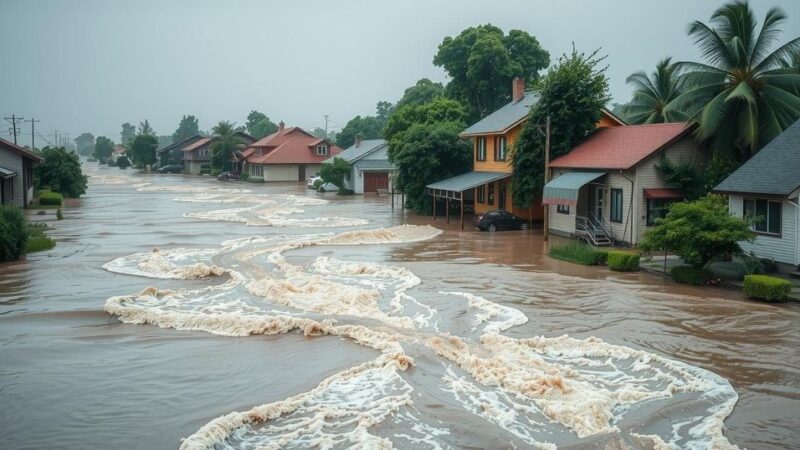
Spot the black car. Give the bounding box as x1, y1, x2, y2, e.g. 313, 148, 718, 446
157, 164, 183, 174
217, 171, 241, 181
473, 209, 529, 231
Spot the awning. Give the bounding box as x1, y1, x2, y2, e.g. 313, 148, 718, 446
0, 165, 17, 180
542, 171, 606, 205
644, 188, 684, 199
427, 171, 509, 193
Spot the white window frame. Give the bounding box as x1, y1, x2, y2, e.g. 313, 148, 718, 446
316, 144, 328, 156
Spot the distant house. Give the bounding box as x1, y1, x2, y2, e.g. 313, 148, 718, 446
242, 122, 342, 182
714, 120, 800, 269
543, 123, 701, 246
0, 138, 43, 208
324, 137, 394, 193
111, 145, 127, 163
182, 132, 255, 175
157, 135, 205, 166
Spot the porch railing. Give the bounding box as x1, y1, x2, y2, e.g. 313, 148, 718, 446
575, 213, 613, 246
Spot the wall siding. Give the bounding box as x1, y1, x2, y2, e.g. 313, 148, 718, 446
0, 148, 25, 207
729, 195, 798, 265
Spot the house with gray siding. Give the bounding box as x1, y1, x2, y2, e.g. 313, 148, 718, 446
0, 138, 43, 208
714, 120, 800, 270
323, 138, 394, 194
157, 135, 205, 167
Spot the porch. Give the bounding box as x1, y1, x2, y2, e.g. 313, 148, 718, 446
543, 171, 617, 246
426, 171, 509, 230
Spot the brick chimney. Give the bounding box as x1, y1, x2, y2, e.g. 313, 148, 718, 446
512, 77, 525, 102
278, 121, 285, 132
354, 134, 362, 148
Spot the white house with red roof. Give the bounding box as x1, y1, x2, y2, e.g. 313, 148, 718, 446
242, 122, 342, 182
542, 123, 703, 246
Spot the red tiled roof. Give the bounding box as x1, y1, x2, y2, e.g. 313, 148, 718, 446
549, 123, 693, 170
182, 137, 214, 151
644, 188, 685, 199
245, 127, 342, 164
0, 138, 43, 162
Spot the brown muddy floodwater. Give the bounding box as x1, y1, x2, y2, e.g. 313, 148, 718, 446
1, 162, 798, 450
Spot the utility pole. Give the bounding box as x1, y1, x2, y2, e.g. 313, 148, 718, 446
324, 115, 329, 138
543, 116, 551, 242
26, 118, 40, 150
4, 114, 24, 145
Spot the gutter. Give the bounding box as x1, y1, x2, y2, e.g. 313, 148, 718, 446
789, 197, 800, 266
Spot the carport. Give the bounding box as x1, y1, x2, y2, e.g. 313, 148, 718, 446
426, 171, 509, 230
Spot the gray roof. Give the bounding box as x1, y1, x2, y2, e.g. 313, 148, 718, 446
157, 135, 205, 155
325, 139, 387, 164
460, 92, 539, 136
714, 120, 800, 197
426, 171, 509, 192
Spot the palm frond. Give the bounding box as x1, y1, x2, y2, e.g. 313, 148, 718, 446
687, 21, 732, 68
754, 37, 800, 72
751, 6, 788, 65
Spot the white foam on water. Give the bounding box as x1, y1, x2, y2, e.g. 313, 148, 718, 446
103, 248, 226, 279
442, 291, 528, 333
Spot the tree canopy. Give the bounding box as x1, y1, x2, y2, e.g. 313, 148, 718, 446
129, 134, 158, 168
120, 123, 136, 146
138, 120, 155, 136
336, 110, 386, 149
320, 157, 352, 193
74, 133, 95, 156
434, 24, 550, 121
621, 57, 688, 124
210, 121, 244, 171
93, 136, 115, 162
34, 147, 88, 198
246, 110, 278, 140
173, 115, 200, 142
396, 79, 445, 108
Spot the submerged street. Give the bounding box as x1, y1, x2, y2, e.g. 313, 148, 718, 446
1, 164, 799, 449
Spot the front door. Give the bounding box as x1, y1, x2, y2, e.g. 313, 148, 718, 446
498, 182, 507, 210
298, 165, 306, 182
589, 185, 603, 221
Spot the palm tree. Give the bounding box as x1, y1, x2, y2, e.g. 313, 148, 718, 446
210, 121, 243, 172
621, 57, 688, 124
671, 1, 800, 159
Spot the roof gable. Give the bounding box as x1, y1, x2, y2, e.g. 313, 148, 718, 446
158, 135, 205, 154
244, 126, 341, 164
0, 138, 43, 162
327, 139, 388, 164
460, 91, 540, 136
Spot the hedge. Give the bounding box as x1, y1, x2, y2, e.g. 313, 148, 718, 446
549, 243, 608, 265
26, 236, 56, 253
38, 190, 64, 206
670, 265, 712, 285
0, 205, 29, 262
240, 173, 249, 181
743, 275, 791, 302
607, 251, 640, 272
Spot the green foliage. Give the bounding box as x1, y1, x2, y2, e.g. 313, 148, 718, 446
38, 190, 63, 206
25, 223, 55, 253
173, 115, 200, 142
200, 164, 211, 175
130, 134, 159, 168
320, 157, 352, 191
210, 121, 245, 171
93, 136, 115, 163
74, 132, 95, 156
336, 114, 384, 149
211, 169, 221, 177
240, 172, 249, 181
672, 1, 800, 162
34, 147, 87, 198
434, 24, 550, 121
743, 274, 791, 301
246, 111, 278, 139
312, 178, 324, 190
549, 242, 608, 265
670, 265, 713, 285
607, 251, 640, 271
396, 78, 445, 108
657, 157, 704, 200
120, 122, 136, 145
620, 58, 688, 124
512, 47, 611, 208
639, 195, 755, 268
56, 208, 63, 220
384, 98, 467, 141
0, 205, 29, 262
138, 119, 155, 136
117, 156, 132, 169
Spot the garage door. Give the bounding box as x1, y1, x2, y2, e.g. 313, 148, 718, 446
363, 172, 389, 193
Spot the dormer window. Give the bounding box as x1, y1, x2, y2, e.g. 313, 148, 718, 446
256, 148, 263, 157
316, 144, 328, 156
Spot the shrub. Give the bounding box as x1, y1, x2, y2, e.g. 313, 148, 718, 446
0, 205, 29, 262
312, 179, 324, 190
743, 275, 791, 302
246, 176, 264, 183
38, 191, 64, 206
607, 251, 640, 272
34, 147, 88, 197
670, 265, 712, 285
211, 169, 221, 177
25, 236, 56, 253
56, 208, 64, 220
240, 173, 249, 181
549, 242, 607, 265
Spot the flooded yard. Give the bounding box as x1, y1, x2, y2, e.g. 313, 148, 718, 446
1, 163, 798, 449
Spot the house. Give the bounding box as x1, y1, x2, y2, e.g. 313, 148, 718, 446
0, 138, 43, 208
323, 137, 394, 193
542, 122, 701, 246
426, 77, 625, 229
714, 120, 800, 269
182, 132, 255, 175
157, 135, 205, 167
242, 122, 342, 182
111, 145, 127, 163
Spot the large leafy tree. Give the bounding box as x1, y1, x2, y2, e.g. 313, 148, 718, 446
245, 110, 278, 139
672, 1, 800, 160
336, 115, 383, 148
173, 115, 200, 142
93, 136, 115, 162
74, 133, 95, 156
621, 58, 688, 124
120, 122, 136, 146
138, 120, 155, 136
34, 147, 88, 197
129, 134, 158, 169
434, 25, 549, 120
383, 97, 467, 141
512, 47, 611, 208
396, 79, 444, 108
320, 157, 352, 192
210, 121, 244, 171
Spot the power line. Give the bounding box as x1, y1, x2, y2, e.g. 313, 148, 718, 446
25, 117, 40, 150
4, 114, 24, 145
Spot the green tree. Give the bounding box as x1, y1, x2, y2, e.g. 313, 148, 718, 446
511, 47, 611, 208
129, 134, 158, 169
621, 57, 688, 124
210, 121, 244, 171
639, 195, 755, 268
246, 110, 278, 139
93, 136, 114, 163
138, 120, 155, 136
336, 115, 383, 148
672, 1, 800, 160
384, 97, 467, 141
320, 157, 352, 192
310, 127, 328, 139
74, 133, 95, 156
0, 205, 29, 262
120, 122, 136, 145
396, 79, 445, 108
34, 147, 88, 197
434, 25, 549, 120
173, 115, 200, 142
117, 156, 132, 169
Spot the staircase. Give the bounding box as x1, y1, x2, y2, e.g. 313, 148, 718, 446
575, 214, 613, 247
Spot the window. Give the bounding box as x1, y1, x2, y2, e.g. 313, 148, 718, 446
744, 198, 782, 235
476, 185, 485, 203
646, 199, 675, 226
256, 148, 263, 157
487, 182, 494, 205
476, 137, 486, 161
556, 204, 570, 214
494, 136, 507, 161
316, 145, 328, 156
249, 164, 263, 177
610, 188, 623, 223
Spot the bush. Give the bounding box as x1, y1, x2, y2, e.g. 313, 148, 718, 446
312, 179, 324, 190
0, 205, 29, 262
38, 190, 64, 206
34, 147, 88, 198
56, 208, 64, 220
743, 275, 791, 302
549, 242, 607, 265
211, 169, 221, 176
26, 236, 56, 253
245, 176, 264, 183
607, 251, 640, 272
240, 173, 249, 181
670, 265, 712, 285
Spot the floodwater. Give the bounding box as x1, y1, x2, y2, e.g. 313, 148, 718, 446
1, 163, 798, 450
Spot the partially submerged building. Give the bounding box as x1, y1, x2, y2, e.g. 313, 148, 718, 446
242, 123, 341, 182
324, 138, 394, 193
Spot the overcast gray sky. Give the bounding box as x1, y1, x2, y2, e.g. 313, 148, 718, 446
2, 0, 799, 145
